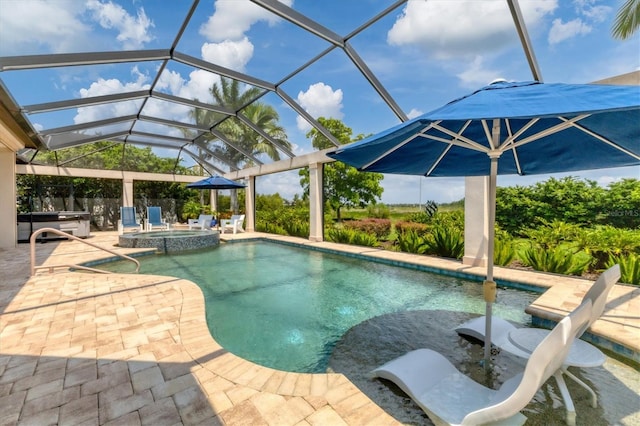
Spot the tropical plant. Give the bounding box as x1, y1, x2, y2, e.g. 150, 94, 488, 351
187, 77, 292, 212
521, 219, 585, 250
606, 253, 640, 285
612, 0, 640, 39
395, 229, 427, 254
327, 227, 378, 247
421, 223, 465, 259
494, 230, 517, 266
520, 244, 592, 276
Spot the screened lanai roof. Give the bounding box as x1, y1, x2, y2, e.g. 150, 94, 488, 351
0, 0, 637, 178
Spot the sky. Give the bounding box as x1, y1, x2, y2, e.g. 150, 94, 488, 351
1, 0, 638, 204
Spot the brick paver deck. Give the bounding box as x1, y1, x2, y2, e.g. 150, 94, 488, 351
1, 231, 638, 425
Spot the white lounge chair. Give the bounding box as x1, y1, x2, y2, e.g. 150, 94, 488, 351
371, 299, 593, 426
221, 214, 244, 234
188, 214, 213, 230
454, 264, 621, 425
146, 206, 169, 231
117, 206, 142, 235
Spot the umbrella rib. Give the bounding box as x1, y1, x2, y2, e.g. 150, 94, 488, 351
507, 121, 524, 175
564, 119, 640, 160
430, 121, 488, 152
360, 122, 437, 170
509, 114, 590, 149
425, 143, 453, 176
481, 120, 495, 150
499, 118, 540, 151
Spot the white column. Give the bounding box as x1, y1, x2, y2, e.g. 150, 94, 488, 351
122, 178, 134, 207
463, 176, 490, 267
308, 162, 323, 242
0, 150, 17, 248
244, 176, 255, 232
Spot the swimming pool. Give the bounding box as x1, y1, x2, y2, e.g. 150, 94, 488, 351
101, 240, 538, 373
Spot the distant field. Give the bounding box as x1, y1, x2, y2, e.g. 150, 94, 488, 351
341, 202, 463, 221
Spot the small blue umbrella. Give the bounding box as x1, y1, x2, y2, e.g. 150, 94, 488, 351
187, 175, 246, 226
328, 80, 640, 363
186, 175, 246, 190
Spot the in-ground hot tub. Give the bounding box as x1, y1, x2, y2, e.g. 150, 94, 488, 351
118, 230, 219, 253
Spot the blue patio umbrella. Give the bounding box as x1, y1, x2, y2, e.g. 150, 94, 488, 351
328, 80, 640, 363
187, 175, 246, 226
186, 175, 247, 190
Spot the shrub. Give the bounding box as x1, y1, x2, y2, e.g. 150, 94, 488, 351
366, 203, 390, 219
344, 218, 391, 239
395, 229, 426, 254
521, 219, 584, 250
494, 231, 516, 266
327, 227, 378, 247
579, 226, 640, 270
408, 211, 433, 224
422, 223, 464, 259
395, 221, 429, 235
606, 253, 640, 285
520, 244, 592, 276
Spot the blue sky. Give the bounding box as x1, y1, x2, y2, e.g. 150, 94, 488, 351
1, 0, 638, 204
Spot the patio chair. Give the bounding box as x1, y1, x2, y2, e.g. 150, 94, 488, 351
454, 264, 621, 425
221, 214, 245, 234
371, 299, 592, 426
188, 214, 213, 230
117, 206, 142, 235
146, 206, 169, 231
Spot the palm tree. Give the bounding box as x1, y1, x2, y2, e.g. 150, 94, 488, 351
612, 0, 640, 39
196, 77, 292, 212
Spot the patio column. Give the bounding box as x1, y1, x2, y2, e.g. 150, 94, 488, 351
308, 162, 323, 242
463, 176, 490, 267
244, 175, 255, 232
0, 149, 16, 248
122, 177, 134, 207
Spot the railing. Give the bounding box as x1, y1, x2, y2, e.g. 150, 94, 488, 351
30, 227, 140, 276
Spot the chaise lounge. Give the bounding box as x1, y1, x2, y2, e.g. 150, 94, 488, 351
371, 299, 593, 426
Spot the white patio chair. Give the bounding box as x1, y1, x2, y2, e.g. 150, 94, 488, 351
188, 214, 213, 230
220, 214, 245, 234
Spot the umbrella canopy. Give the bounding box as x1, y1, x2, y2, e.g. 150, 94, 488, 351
187, 175, 246, 226
328, 80, 640, 364
186, 175, 246, 190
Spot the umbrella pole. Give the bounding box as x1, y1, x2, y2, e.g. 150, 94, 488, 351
483, 138, 500, 367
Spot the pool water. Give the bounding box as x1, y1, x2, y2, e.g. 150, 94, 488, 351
101, 241, 538, 373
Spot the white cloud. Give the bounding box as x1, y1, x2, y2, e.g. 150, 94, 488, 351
74, 67, 151, 124
201, 38, 254, 72
406, 108, 423, 119
548, 18, 591, 44
296, 83, 344, 131
199, 0, 293, 42
573, 0, 611, 23
85, 0, 154, 49
387, 0, 557, 59
456, 56, 503, 88
379, 175, 466, 205
256, 170, 304, 200
0, 0, 90, 54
